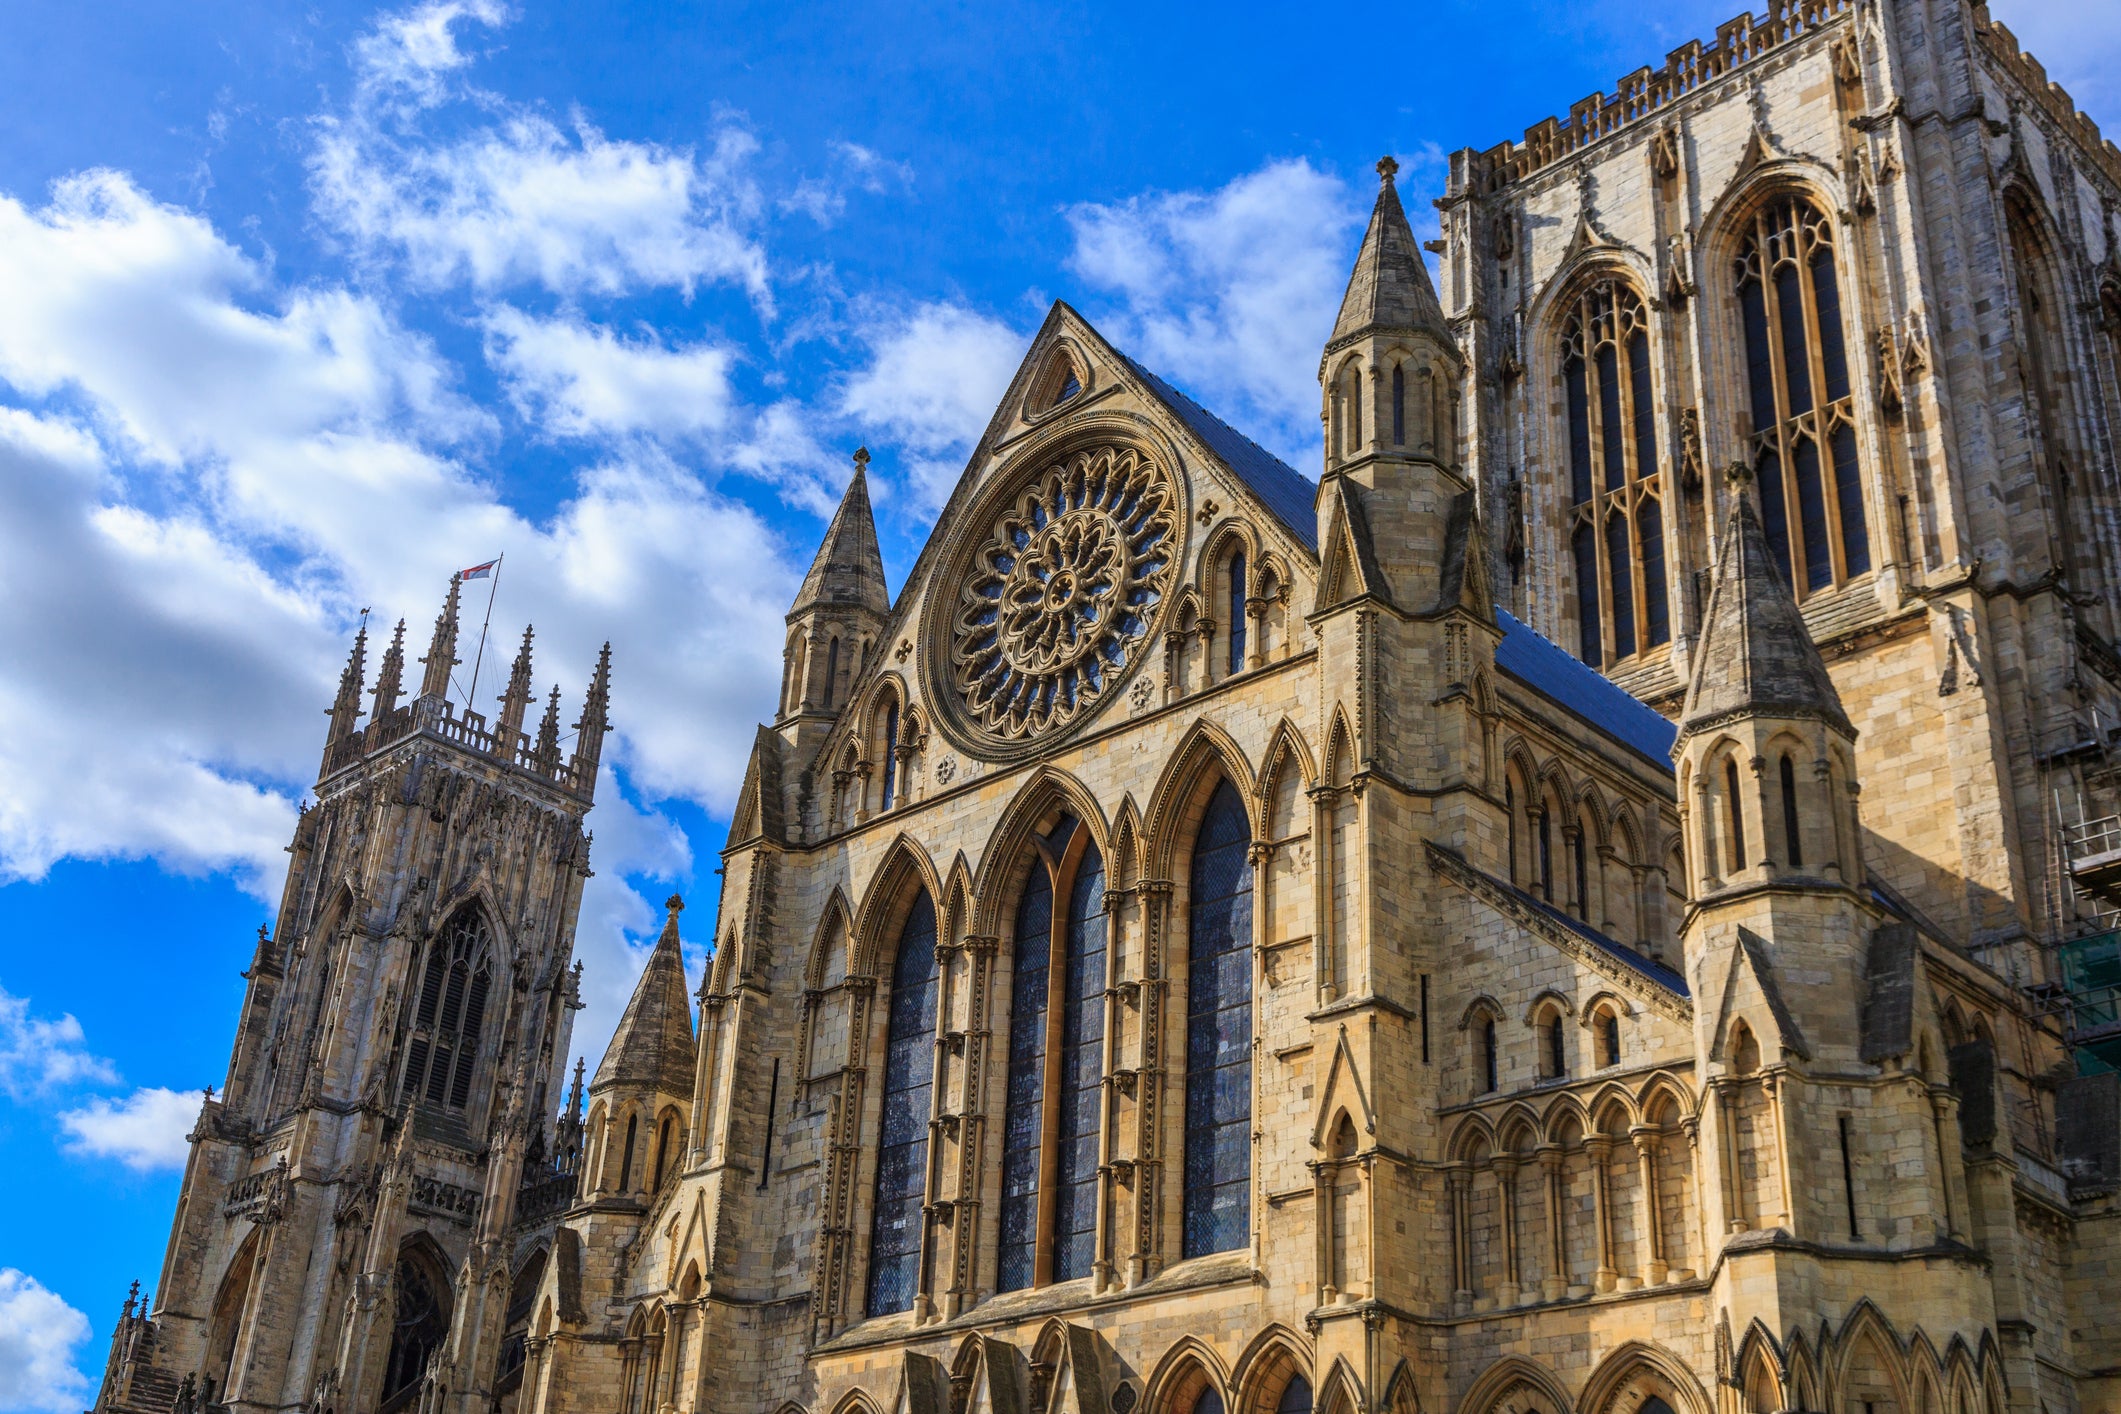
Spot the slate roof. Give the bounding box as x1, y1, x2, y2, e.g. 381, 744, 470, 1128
592, 897, 696, 1095
1120, 355, 1319, 552
792, 460, 890, 618
1437, 842, 1690, 997
1495, 609, 1678, 765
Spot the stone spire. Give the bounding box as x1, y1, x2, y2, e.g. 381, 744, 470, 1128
496, 625, 536, 741
1676, 475, 1855, 750
791, 448, 890, 619
325, 625, 367, 745
570, 643, 612, 785
418, 574, 462, 701
1327, 155, 1448, 353
535, 684, 563, 771
370, 618, 407, 720
591, 895, 696, 1096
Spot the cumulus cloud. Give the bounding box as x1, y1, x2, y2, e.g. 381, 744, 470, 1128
0, 1270, 91, 1414
839, 302, 1026, 509
0, 987, 119, 1098
313, 2, 767, 301
485, 308, 737, 441
1065, 158, 1366, 464
58, 1086, 202, 1171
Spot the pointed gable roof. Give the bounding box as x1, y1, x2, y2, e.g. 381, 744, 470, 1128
592, 896, 696, 1095
1677, 484, 1854, 748
1116, 353, 1320, 552
791, 451, 889, 619
1327, 156, 1448, 353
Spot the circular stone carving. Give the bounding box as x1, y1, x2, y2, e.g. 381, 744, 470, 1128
947, 445, 1178, 743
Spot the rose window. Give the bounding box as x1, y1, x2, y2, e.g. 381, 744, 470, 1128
949, 446, 1177, 741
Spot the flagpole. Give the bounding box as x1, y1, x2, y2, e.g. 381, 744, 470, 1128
464, 553, 504, 714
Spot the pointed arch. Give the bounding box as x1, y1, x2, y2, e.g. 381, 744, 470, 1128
1143, 718, 1259, 877
804, 889, 855, 990
829, 1390, 883, 1414
1578, 1340, 1713, 1414
1231, 1325, 1313, 1414
1733, 1318, 1786, 1414
1456, 1356, 1572, 1414
849, 834, 946, 977
1636, 1071, 1697, 1124
1144, 1337, 1231, 1414
1448, 1113, 1498, 1163
1257, 718, 1318, 816
1587, 1082, 1639, 1134
1321, 706, 1357, 790
1539, 1092, 1590, 1145
1108, 796, 1144, 891
1312, 1357, 1365, 1414
1835, 1299, 1913, 1414
970, 766, 1113, 934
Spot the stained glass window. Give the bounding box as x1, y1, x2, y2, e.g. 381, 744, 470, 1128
1735, 196, 1869, 594
1227, 553, 1248, 675
1561, 279, 1666, 668
1276, 1376, 1313, 1414
1054, 843, 1107, 1280
997, 862, 1051, 1292
866, 890, 937, 1316
400, 909, 492, 1114
1184, 780, 1253, 1258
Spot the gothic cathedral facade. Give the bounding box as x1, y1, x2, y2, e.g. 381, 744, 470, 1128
94, 3, 2121, 1413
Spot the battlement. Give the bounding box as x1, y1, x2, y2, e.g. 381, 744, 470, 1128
1451, 0, 1851, 195
1974, 6, 2121, 197
319, 694, 595, 801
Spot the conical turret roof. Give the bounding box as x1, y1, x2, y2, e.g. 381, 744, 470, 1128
791, 450, 889, 619
1328, 156, 1448, 351
592, 895, 697, 1095
1676, 483, 1854, 748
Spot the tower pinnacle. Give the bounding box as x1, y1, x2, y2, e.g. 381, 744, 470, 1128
418, 574, 463, 701
371, 619, 407, 721
1327, 154, 1447, 351
497, 625, 536, 741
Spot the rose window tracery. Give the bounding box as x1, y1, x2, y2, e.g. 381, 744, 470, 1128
949, 446, 1177, 741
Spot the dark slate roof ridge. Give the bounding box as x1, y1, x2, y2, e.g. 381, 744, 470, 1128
1435, 842, 1690, 996
1494, 609, 1678, 766
1118, 354, 1319, 552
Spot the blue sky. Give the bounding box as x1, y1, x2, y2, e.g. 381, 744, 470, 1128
0, 0, 2112, 1406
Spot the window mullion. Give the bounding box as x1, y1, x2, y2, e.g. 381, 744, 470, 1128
1588, 346, 1613, 656
1759, 229, 1806, 592
1034, 866, 1068, 1286
1615, 346, 1645, 657
1796, 250, 1847, 586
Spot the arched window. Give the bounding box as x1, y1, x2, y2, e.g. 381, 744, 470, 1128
867, 890, 939, 1316
1735, 194, 1868, 594
652, 1115, 674, 1190
998, 822, 1109, 1289
1723, 758, 1747, 875
1392, 364, 1406, 445
1597, 1007, 1621, 1068
618, 1112, 638, 1191
997, 858, 1052, 1292
1192, 1389, 1226, 1414
1227, 551, 1248, 675
1562, 278, 1666, 667
1572, 825, 1589, 917
822, 637, 841, 709
1184, 780, 1253, 1258
400, 909, 493, 1114
1276, 1375, 1314, 1414
1537, 803, 1554, 901
1539, 1008, 1567, 1080
1479, 1016, 1499, 1093
1778, 753, 1802, 869
1505, 782, 1519, 885
880, 701, 900, 811
382, 1249, 451, 1408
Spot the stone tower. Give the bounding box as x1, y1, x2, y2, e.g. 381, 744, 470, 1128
97, 579, 610, 1414
778, 449, 891, 759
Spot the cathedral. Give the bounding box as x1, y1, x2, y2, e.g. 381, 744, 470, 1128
90, 2, 2121, 1412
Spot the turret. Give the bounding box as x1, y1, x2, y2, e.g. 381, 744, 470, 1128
585, 895, 697, 1201
370, 618, 407, 722
323, 625, 366, 754
569, 643, 612, 785
418, 573, 462, 702
496, 625, 536, 742
535, 684, 563, 772
778, 448, 890, 745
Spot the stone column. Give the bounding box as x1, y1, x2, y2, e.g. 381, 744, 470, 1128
1764, 1070, 1797, 1233
1712, 1079, 1747, 1234
1312, 1158, 1335, 1304
1931, 1086, 1969, 1241
1538, 1144, 1568, 1300
1447, 1165, 1472, 1309
1631, 1125, 1667, 1285
1586, 1134, 1617, 1293
1494, 1155, 1522, 1306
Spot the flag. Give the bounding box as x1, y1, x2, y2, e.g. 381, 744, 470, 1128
460, 558, 499, 581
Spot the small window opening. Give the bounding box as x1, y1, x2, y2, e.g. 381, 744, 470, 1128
1779, 754, 1802, 868
618, 1113, 638, 1191
1723, 759, 1747, 874
1600, 1011, 1620, 1068
1480, 1017, 1498, 1092
1506, 784, 1519, 884
1543, 1011, 1567, 1080
1227, 552, 1248, 675
652, 1116, 673, 1189
1392, 364, 1406, 445
1538, 808, 1554, 901
822, 638, 840, 710
1573, 829, 1588, 918
881, 702, 900, 811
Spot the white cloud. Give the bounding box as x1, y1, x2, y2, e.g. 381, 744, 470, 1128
313, 3, 767, 301
0, 987, 118, 1098
839, 302, 1026, 509
58, 1086, 201, 1171
486, 308, 737, 441
1065, 158, 1367, 465
0, 1270, 91, 1414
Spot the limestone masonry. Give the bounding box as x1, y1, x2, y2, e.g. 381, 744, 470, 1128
91, 4, 2121, 1412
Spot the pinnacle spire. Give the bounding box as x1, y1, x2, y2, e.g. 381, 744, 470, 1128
1327, 155, 1448, 351
371, 619, 407, 720
325, 625, 367, 744
418, 574, 462, 701
591, 893, 696, 1097
791, 449, 890, 619
535, 684, 563, 770
1676, 472, 1854, 749
497, 625, 536, 741
569, 644, 612, 789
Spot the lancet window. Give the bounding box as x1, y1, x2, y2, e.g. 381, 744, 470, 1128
1227, 551, 1248, 674
867, 890, 938, 1316
997, 818, 1109, 1289
400, 909, 493, 1114
1735, 194, 1868, 594
1184, 779, 1254, 1258
1562, 278, 1667, 668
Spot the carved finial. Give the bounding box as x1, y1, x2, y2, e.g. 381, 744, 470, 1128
852, 446, 871, 473
665, 893, 685, 917
1376, 154, 1399, 186
1725, 460, 1754, 490
122, 1279, 139, 1320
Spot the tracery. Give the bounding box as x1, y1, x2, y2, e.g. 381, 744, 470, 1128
1561, 278, 1667, 668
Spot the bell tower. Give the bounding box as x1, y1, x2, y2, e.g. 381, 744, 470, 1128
98, 579, 610, 1414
